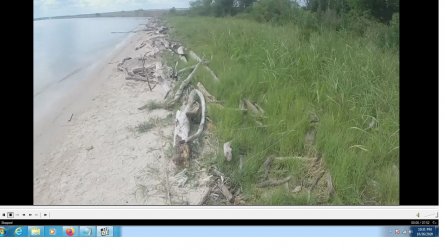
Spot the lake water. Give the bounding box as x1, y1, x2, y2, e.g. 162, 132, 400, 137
33, 17, 147, 124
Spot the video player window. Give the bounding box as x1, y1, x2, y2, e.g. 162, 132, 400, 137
26, 0, 437, 208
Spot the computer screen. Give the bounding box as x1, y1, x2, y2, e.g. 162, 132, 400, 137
2, 0, 440, 249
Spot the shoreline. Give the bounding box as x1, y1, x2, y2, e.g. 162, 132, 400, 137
34, 17, 213, 205
33, 30, 138, 174
34, 18, 178, 205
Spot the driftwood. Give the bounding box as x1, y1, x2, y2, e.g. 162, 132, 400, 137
177, 64, 198, 75
239, 100, 247, 112
188, 50, 220, 83
141, 53, 153, 91
68, 113, 74, 122
186, 102, 200, 118
177, 46, 185, 55
184, 90, 206, 143
125, 75, 147, 82
158, 26, 168, 34
172, 61, 179, 79
179, 55, 187, 63
135, 42, 146, 50
188, 50, 202, 62
254, 103, 265, 114
168, 61, 202, 107
117, 57, 132, 71
133, 67, 153, 75
218, 180, 233, 202
196, 82, 217, 103
239, 155, 244, 170
310, 171, 326, 192
169, 44, 187, 62
243, 99, 262, 115
275, 156, 317, 161
172, 89, 206, 166
257, 176, 291, 188
197, 187, 211, 205
223, 142, 232, 161
262, 155, 275, 180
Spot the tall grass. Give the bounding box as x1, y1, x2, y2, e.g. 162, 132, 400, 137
166, 16, 399, 205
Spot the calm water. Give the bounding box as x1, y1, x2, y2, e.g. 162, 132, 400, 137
34, 17, 146, 96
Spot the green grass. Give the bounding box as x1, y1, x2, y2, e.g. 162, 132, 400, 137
165, 16, 399, 205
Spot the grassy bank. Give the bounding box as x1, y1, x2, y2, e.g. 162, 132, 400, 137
165, 15, 399, 205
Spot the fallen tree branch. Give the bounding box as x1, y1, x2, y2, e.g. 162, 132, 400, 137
188, 50, 202, 62
257, 176, 291, 188
188, 50, 220, 83
310, 171, 326, 192
177, 63, 199, 75
243, 99, 261, 115
141, 53, 153, 91
196, 82, 217, 103
135, 41, 146, 50
275, 156, 317, 161
254, 103, 265, 114
168, 61, 202, 107
218, 180, 233, 202
262, 155, 275, 180
117, 57, 132, 71
173, 61, 179, 79
125, 75, 148, 82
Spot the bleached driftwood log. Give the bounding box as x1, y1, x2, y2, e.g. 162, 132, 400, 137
172, 61, 179, 79
243, 99, 261, 115
196, 82, 217, 103
177, 63, 199, 75
168, 61, 202, 107
135, 41, 146, 50
257, 176, 291, 188
184, 90, 206, 143
169, 44, 187, 62
172, 89, 206, 166
188, 50, 202, 62
117, 57, 132, 72
275, 156, 317, 161
223, 142, 232, 161
188, 50, 220, 83
177, 46, 185, 55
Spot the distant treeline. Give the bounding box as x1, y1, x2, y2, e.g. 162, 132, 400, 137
34, 9, 169, 21
175, 0, 399, 49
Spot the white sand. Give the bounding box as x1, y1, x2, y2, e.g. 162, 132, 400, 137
34, 19, 211, 205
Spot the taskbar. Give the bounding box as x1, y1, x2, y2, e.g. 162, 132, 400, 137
0, 220, 439, 237
0, 225, 439, 237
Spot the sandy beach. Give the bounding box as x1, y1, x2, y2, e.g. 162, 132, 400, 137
34, 18, 212, 205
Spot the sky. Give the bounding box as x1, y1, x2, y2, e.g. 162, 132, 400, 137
34, 0, 190, 18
